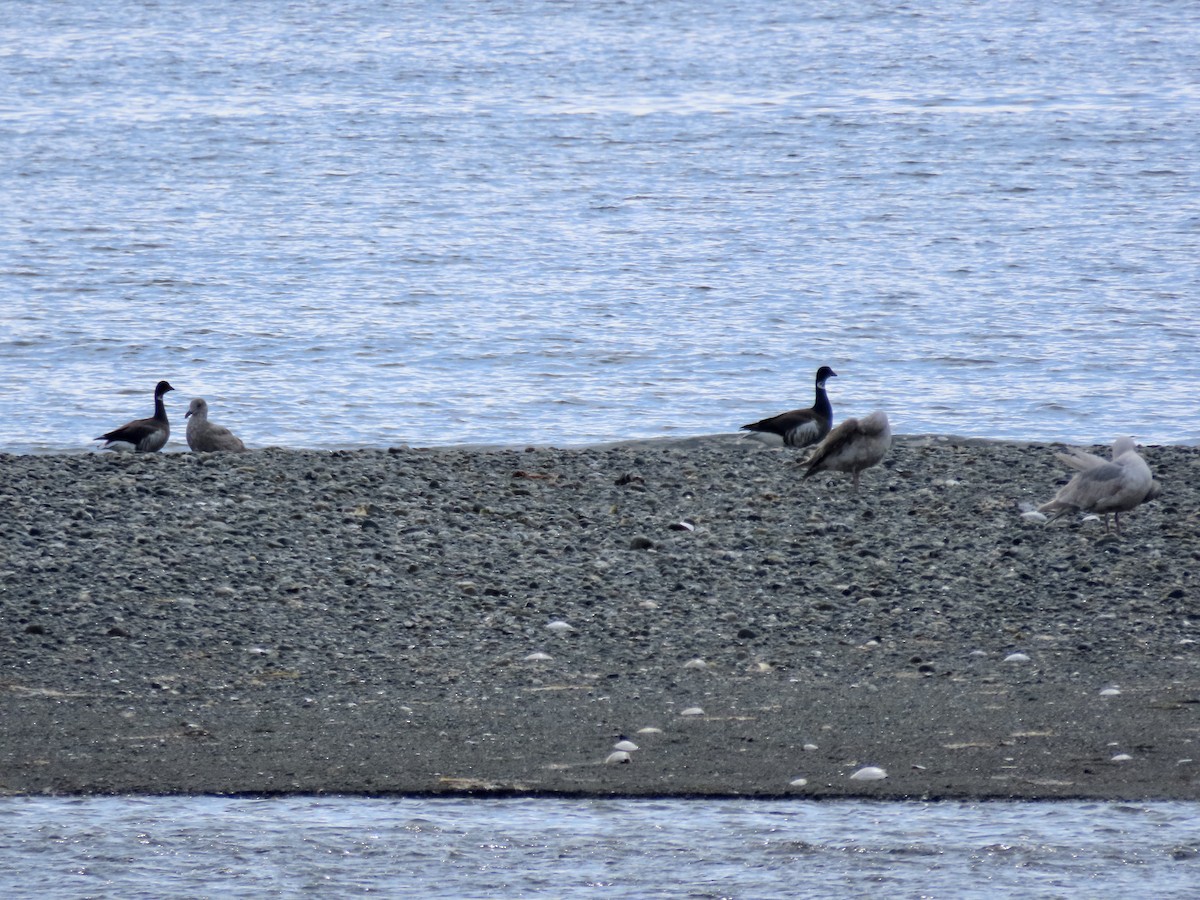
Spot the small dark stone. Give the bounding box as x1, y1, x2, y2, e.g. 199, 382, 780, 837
24, 623, 46, 635
107, 626, 131, 638
629, 536, 655, 550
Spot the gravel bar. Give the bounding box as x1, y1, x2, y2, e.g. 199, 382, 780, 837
1, 434, 1197, 800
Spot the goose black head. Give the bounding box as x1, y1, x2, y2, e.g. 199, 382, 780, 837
815, 366, 837, 386
155, 380, 176, 398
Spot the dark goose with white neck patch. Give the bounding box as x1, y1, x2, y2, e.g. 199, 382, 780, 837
741, 366, 837, 448
95, 380, 175, 453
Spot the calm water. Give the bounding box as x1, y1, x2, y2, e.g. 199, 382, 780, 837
2, 0, 1199, 453
0, 797, 1197, 898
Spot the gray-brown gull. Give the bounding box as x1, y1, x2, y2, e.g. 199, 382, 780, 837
801, 409, 891, 490
1038, 436, 1155, 534
185, 398, 247, 453
95, 380, 175, 453
741, 366, 837, 448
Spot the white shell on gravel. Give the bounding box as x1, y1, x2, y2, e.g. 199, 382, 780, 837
789, 778, 808, 787
637, 727, 663, 735
803, 743, 818, 752
605, 751, 632, 764
1020, 510, 1048, 524
680, 707, 705, 716
1003, 652, 1031, 663
682, 658, 708, 669
849, 766, 888, 781
524, 652, 553, 662
546, 620, 574, 634
1111, 753, 1132, 762
1099, 687, 1121, 697
613, 739, 639, 752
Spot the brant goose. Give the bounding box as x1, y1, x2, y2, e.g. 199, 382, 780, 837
1039, 436, 1156, 535
185, 398, 247, 453
95, 380, 175, 452
801, 409, 892, 490
741, 365, 837, 448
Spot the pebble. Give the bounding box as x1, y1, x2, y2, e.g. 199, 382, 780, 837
849, 766, 888, 781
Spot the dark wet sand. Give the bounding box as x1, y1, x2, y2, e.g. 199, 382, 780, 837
1, 435, 1197, 800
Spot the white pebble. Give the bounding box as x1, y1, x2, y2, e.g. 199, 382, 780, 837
682, 658, 708, 670
1020, 511, 1048, 524
788, 778, 809, 787
680, 707, 705, 717
803, 743, 818, 752
605, 751, 632, 764
1003, 652, 1031, 663
850, 766, 888, 781
546, 620, 574, 634
1111, 753, 1133, 762
1099, 687, 1121, 697
524, 652, 553, 662
613, 739, 639, 752
637, 727, 663, 735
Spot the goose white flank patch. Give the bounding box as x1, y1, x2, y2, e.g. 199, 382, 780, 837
802, 410, 892, 490
1039, 436, 1156, 535
185, 398, 247, 453
95, 380, 175, 453
741, 365, 837, 448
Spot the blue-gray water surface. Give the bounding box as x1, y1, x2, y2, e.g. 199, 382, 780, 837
2, 0, 1198, 453
0, 797, 1198, 898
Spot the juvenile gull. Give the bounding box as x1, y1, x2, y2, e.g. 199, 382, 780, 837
741, 365, 837, 448
1054, 437, 1163, 501
802, 410, 892, 490
95, 380, 175, 453
185, 398, 247, 453
1039, 436, 1155, 535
